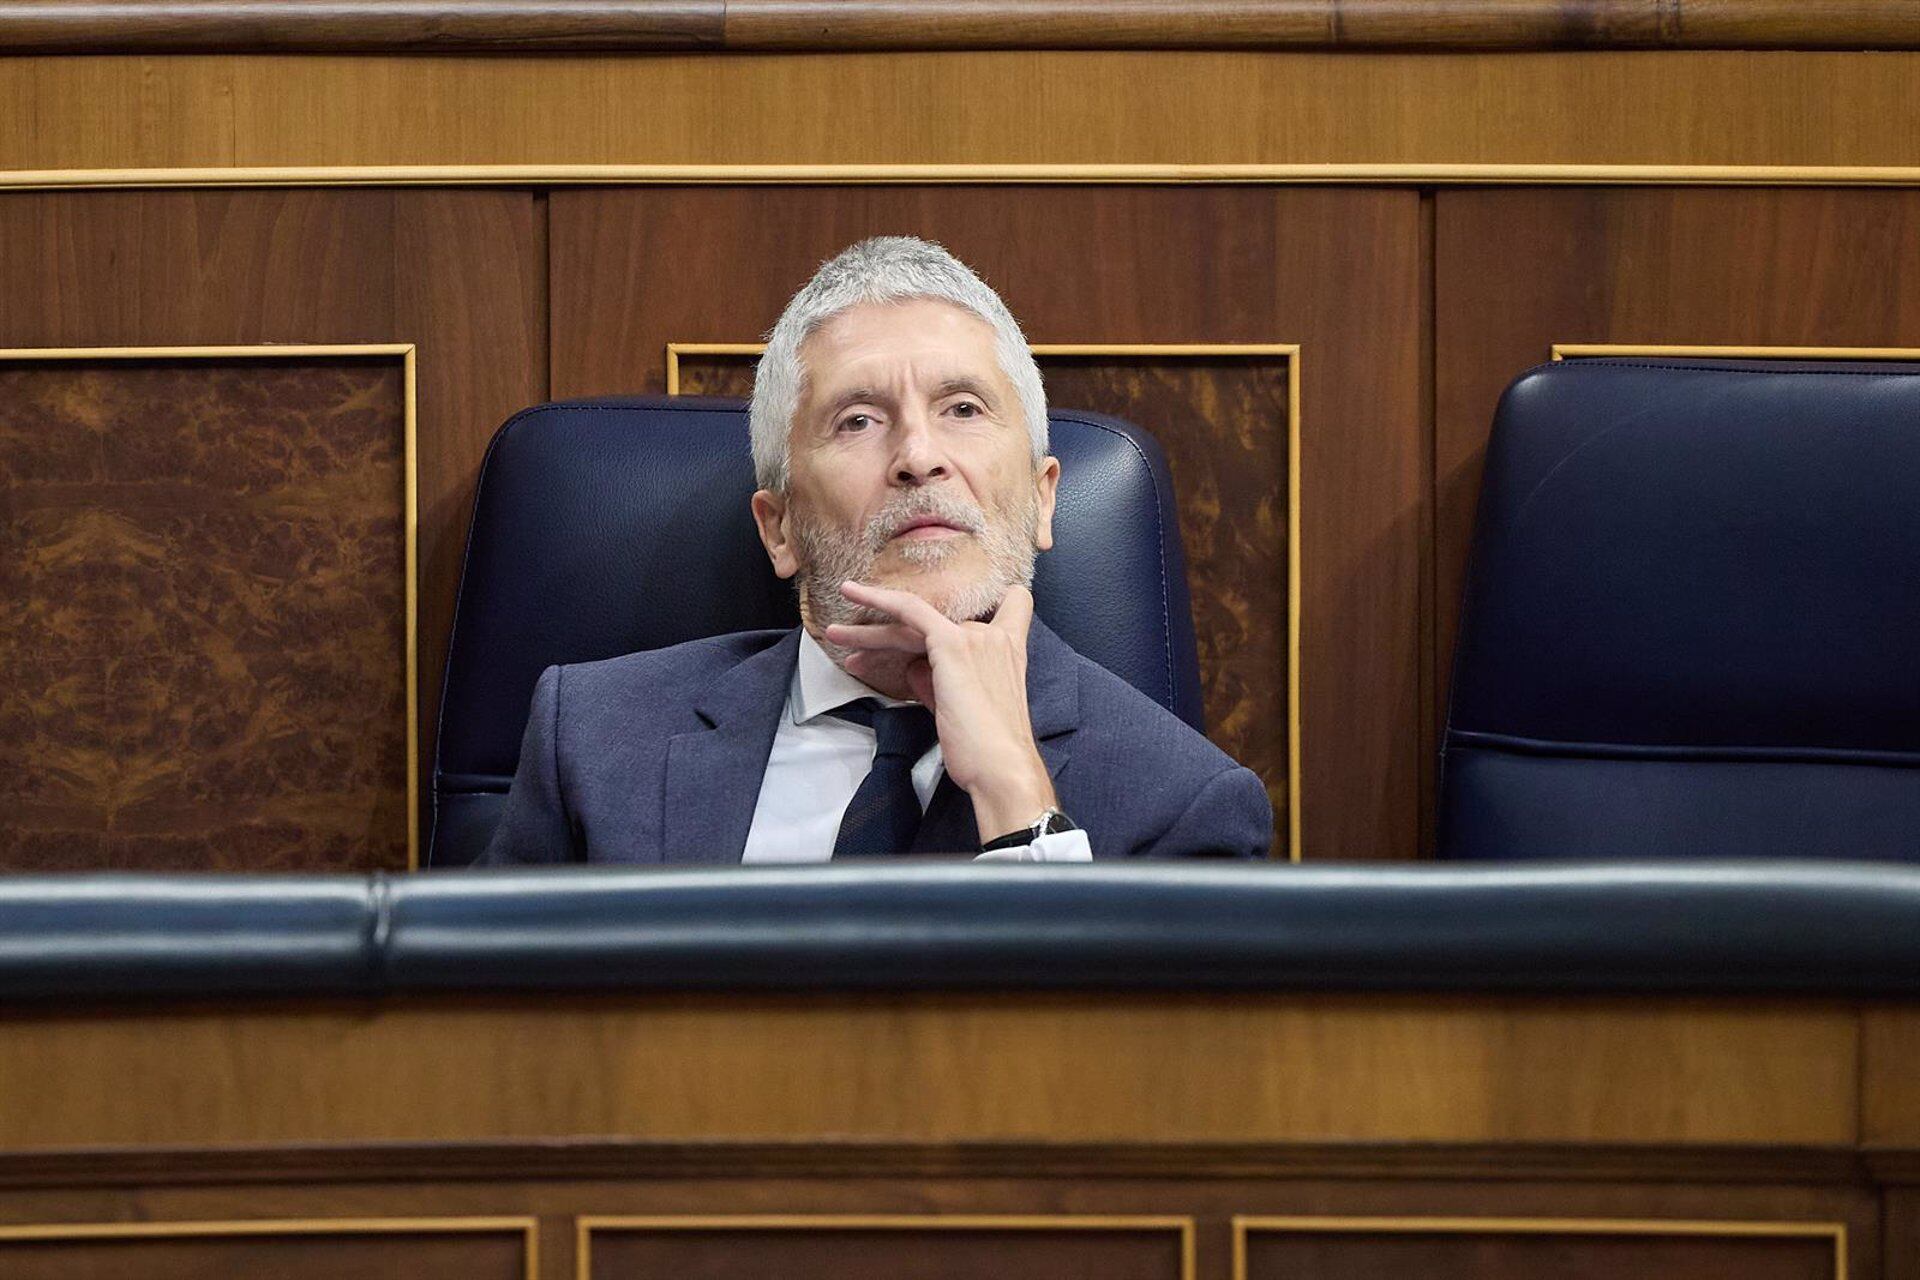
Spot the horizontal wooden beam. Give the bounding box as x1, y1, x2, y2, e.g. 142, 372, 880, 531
5, 0, 1920, 55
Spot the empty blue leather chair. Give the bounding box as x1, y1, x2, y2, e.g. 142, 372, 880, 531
430, 396, 1203, 866
1440, 358, 1920, 861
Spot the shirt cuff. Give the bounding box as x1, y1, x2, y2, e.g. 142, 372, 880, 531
972, 828, 1093, 862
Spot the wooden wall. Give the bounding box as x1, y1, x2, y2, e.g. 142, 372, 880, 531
6, 38, 1920, 867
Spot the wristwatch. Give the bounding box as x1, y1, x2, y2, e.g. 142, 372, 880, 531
980, 806, 1078, 852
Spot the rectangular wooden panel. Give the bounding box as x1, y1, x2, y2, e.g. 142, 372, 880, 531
1433, 187, 1920, 779
1238, 1218, 1842, 1280
0, 188, 543, 866
0, 354, 409, 870
584, 1217, 1189, 1280
555, 186, 1420, 859
0, 1219, 532, 1280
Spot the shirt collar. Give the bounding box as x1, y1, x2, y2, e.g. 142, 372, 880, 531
792, 627, 914, 725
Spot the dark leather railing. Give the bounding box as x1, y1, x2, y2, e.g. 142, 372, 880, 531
3, 862, 1918, 1000
6, 1, 1920, 55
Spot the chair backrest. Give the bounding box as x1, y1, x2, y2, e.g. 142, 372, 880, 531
430, 396, 1203, 866
1440, 358, 1920, 861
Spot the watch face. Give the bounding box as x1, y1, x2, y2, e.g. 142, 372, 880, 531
1040, 809, 1076, 836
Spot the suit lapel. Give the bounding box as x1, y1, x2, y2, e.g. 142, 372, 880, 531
661, 630, 800, 865
1025, 616, 1080, 788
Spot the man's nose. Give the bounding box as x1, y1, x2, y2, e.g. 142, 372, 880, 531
890, 409, 950, 485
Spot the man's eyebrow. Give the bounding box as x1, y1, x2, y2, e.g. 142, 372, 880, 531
821, 387, 880, 416
932, 377, 997, 401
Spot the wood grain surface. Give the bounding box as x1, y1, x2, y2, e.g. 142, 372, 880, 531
1863, 1009, 1920, 1147
1431, 187, 1920, 752
0, 357, 409, 871
551, 185, 1419, 859
8, 1, 1920, 54
0, 1223, 529, 1280
0, 189, 544, 862
0, 994, 1857, 1150
9, 52, 1920, 173
0, 1157, 1885, 1280
584, 1219, 1187, 1280
1239, 1222, 1841, 1280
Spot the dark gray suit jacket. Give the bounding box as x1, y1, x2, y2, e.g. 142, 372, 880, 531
479, 619, 1273, 864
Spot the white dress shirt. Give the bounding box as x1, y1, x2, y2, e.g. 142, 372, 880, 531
740, 630, 1092, 863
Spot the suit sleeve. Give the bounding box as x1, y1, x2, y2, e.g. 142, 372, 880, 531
1136, 763, 1274, 860
475, 665, 583, 865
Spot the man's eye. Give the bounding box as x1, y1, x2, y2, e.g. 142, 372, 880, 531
837, 414, 871, 432
949, 401, 981, 418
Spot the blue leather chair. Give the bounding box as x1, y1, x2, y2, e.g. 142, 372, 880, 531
1440, 358, 1920, 861
430, 396, 1203, 866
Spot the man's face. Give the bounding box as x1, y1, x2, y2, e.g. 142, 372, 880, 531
751, 297, 1059, 631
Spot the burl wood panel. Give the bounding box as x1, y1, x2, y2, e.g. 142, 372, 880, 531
0, 189, 544, 861
587, 1224, 1184, 1280
678, 351, 1293, 833
1433, 188, 1920, 769
1241, 1226, 1839, 1280
0, 359, 407, 870
0, 1228, 525, 1280
558, 186, 1421, 859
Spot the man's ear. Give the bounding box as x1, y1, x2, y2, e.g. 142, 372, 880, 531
1032, 456, 1062, 552
751, 488, 799, 579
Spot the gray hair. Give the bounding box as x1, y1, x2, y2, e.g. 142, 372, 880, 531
748, 236, 1048, 492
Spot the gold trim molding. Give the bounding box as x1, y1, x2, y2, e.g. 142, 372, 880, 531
1232, 1214, 1847, 1280
0, 343, 422, 871
578, 1214, 1195, 1280
667, 340, 1304, 862
0, 1217, 539, 1280
11, 163, 1920, 191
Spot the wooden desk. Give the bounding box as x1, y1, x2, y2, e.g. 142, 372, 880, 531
0, 991, 1910, 1279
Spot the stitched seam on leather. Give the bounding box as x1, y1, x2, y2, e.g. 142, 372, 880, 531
1448, 729, 1920, 769
1058, 413, 1176, 712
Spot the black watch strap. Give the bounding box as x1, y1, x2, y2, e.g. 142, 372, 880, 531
980, 807, 1077, 852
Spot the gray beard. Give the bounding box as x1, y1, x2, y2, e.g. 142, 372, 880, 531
790, 486, 1040, 643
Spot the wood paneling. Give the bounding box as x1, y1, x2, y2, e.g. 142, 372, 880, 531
583, 1218, 1188, 1280
0, 1148, 1883, 1280
10, 1, 1920, 54
1239, 1220, 1841, 1280
0, 356, 408, 870
1862, 1009, 1920, 1146
10, 53, 1920, 173
1888, 1187, 1920, 1280
0, 1221, 530, 1280
1432, 187, 1920, 756
0, 188, 543, 863
0, 994, 1857, 1149
553, 185, 1419, 858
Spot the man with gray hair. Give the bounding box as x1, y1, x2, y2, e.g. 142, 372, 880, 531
482, 237, 1271, 864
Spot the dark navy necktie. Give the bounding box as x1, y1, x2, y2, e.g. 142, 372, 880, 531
829, 698, 939, 858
